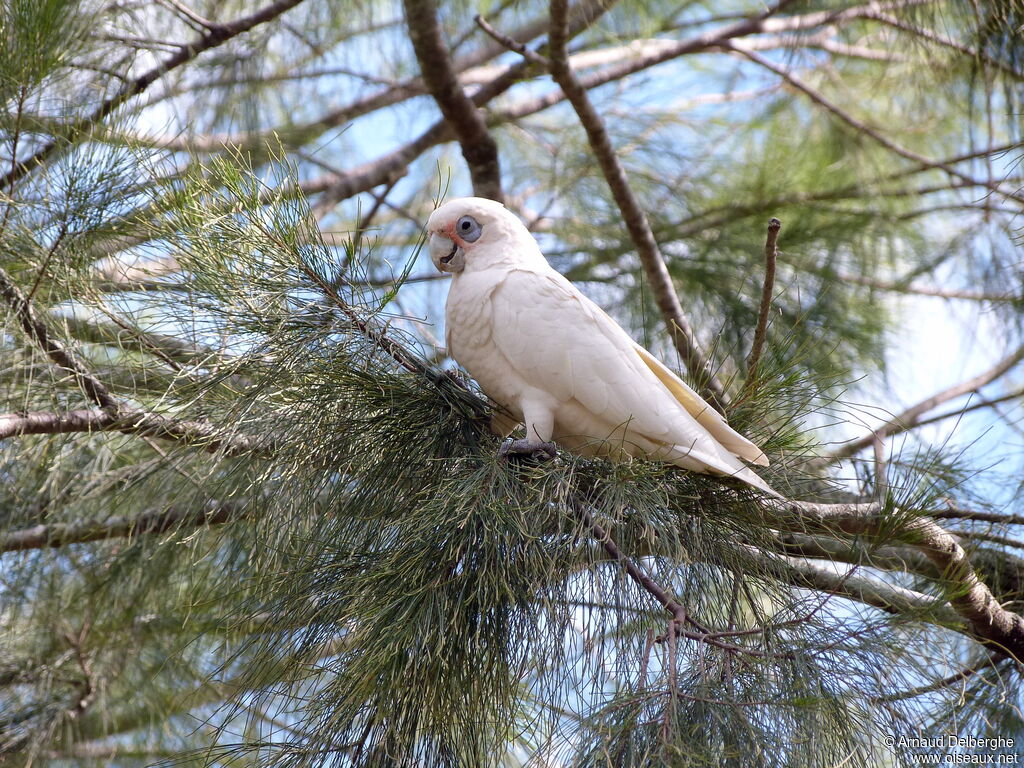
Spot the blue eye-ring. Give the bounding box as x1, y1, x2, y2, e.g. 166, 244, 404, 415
457, 215, 482, 242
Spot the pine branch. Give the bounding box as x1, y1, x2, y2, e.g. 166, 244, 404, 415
0, 503, 245, 553
0, 261, 272, 455
0, 265, 119, 411
870, 656, 1004, 704
823, 343, 1024, 461
403, 0, 503, 201
864, 9, 1024, 81
768, 499, 1024, 658
0, 0, 310, 190
122, 0, 608, 153
574, 499, 791, 658
909, 388, 1024, 431
817, 270, 1017, 302
0, 409, 272, 456
58, 313, 221, 368
729, 43, 1024, 206
90, 1, 935, 264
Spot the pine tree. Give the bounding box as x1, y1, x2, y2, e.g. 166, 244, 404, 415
1, 0, 1023, 765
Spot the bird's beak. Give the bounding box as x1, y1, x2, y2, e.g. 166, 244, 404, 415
429, 232, 465, 274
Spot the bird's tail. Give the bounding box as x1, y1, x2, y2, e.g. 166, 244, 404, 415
730, 464, 782, 498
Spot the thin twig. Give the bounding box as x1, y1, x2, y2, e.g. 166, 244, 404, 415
159, 0, 221, 31
728, 42, 1024, 205
474, 15, 549, 66
870, 655, 1004, 704
744, 217, 780, 394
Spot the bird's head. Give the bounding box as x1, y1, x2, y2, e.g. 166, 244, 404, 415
426, 197, 538, 274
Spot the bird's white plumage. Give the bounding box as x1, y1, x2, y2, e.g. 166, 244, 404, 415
427, 197, 774, 494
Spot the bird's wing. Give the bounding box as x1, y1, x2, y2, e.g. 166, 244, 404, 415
632, 345, 768, 466
488, 268, 761, 476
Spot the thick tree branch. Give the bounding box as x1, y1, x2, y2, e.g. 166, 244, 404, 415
402, 0, 503, 201
0, 0, 309, 190
767, 499, 1024, 658
733, 543, 963, 628
773, 530, 938, 578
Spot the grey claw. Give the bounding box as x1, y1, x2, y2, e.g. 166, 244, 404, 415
498, 439, 558, 462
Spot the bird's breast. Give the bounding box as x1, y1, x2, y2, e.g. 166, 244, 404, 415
444, 272, 523, 412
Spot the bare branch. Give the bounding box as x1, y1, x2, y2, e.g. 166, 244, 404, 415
932, 507, 1024, 526
909, 388, 1024, 431
0, 503, 245, 553
402, 0, 503, 201
93, 3, 921, 261
744, 217, 781, 393
159, 0, 220, 32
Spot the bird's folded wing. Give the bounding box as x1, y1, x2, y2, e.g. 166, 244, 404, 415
632, 346, 769, 466
489, 269, 760, 473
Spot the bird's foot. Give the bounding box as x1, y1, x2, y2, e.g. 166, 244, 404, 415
498, 439, 558, 462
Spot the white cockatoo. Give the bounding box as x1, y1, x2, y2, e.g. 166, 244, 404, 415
426, 197, 774, 494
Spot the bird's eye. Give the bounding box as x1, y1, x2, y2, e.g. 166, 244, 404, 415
456, 215, 482, 243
